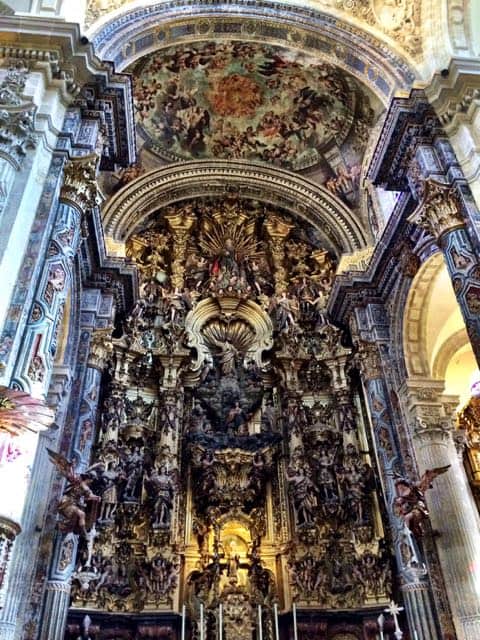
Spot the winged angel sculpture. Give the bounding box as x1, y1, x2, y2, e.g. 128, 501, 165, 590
47, 449, 101, 537
394, 465, 450, 539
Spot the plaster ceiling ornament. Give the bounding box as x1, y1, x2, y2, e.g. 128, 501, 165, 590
0, 386, 54, 436
131, 40, 376, 186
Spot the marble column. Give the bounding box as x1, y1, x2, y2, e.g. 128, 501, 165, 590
407, 383, 480, 640
38, 331, 111, 640
408, 178, 480, 367
0, 155, 100, 640
356, 341, 441, 640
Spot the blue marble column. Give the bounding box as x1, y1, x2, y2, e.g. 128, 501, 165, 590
356, 340, 441, 640
0, 155, 100, 640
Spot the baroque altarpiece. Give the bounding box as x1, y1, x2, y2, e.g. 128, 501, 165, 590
60, 197, 395, 639
3, 4, 480, 640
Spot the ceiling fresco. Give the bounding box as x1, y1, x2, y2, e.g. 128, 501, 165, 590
131, 41, 381, 204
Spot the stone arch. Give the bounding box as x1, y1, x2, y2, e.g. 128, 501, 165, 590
87, 1, 417, 104
102, 160, 369, 257
403, 251, 477, 403
403, 252, 444, 378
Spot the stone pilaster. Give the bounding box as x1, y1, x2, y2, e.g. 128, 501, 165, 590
408, 179, 480, 367
406, 382, 480, 640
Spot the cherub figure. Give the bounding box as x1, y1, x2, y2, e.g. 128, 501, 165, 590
47, 449, 101, 538
394, 465, 450, 538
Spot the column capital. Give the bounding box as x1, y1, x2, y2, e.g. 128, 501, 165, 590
60, 154, 101, 214
87, 329, 114, 371
412, 414, 453, 445
354, 340, 383, 380
408, 179, 465, 240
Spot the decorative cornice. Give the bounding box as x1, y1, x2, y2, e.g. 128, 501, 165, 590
0, 17, 136, 166
425, 57, 480, 129
367, 89, 441, 190
102, 160, 369, 255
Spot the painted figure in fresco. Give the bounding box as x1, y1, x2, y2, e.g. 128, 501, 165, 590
47, 449, 101, 538
394, 465, 450, 538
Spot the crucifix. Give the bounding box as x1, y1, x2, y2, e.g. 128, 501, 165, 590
384, 600, 404, 640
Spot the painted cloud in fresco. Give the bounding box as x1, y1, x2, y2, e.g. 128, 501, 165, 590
132, 40, 378, 200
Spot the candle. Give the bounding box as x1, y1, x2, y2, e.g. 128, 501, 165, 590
413, 632, 419, 640
293, 602, 298, 640
274, 603, 280, 640
219, 604, 223, 640
258, 604, 263, 640
181, 604, 186, 640
200, 603, 204, 640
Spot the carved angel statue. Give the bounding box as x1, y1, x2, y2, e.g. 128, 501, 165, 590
47, 449, 101, 537
394, 465, 450, 538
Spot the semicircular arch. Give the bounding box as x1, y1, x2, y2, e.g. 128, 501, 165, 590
102, 160, 369, 255
87, 1, 417, 105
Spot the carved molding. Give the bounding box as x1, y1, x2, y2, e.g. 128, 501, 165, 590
103, 161, 368, 254
0, 62, 37, 169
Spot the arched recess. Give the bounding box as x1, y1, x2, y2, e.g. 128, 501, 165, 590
403, 251, 477, 407
87, 1, 418, 101
102, 160, 369, 258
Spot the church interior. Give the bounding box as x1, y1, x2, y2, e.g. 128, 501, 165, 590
0, 2, 480, 640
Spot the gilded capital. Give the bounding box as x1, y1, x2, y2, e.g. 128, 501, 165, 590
60, 154, 101, 213
264, 215, 294, 239
408, 179, 465, 240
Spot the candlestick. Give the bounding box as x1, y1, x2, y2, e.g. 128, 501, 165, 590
219, 604, 223, 640
200, 603, 204, 640
258, 604, 263, 640
181, 604, 186, 640
293, 602, 298, 640
273, 603, 280, 640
